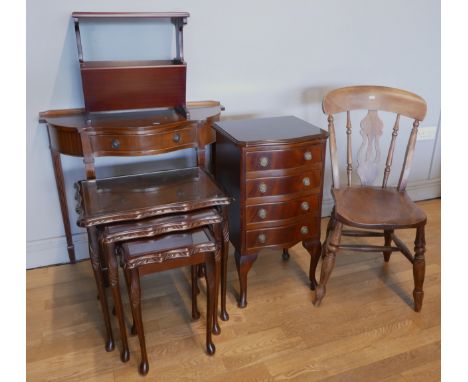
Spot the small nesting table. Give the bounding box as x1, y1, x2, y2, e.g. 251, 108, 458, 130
213, 116, 328, 307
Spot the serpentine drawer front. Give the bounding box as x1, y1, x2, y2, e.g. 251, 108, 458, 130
213, 115, 328, 308
89, 125, 197, 156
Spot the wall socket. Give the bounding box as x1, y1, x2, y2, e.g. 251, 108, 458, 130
417, 126, 437, 141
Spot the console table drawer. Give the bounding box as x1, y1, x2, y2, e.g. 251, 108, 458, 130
245, 170, 321, 199
89, 127, 196, 156
245, 216, 319, 250
245, 195, 320, 228
246, 144, 322, 172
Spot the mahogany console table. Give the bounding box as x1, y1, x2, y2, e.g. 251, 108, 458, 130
213, 116, 328, 307
39, 101, 223, 263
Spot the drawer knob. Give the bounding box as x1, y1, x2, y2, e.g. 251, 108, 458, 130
301, 201, 310, 211
300, 226, 309, 235
257, 208, 267, 219
304, 151, 312, 161
173, 133, 181, 143
303, 177, 311, 186
259, 156, 269, 168
111, 139, 120, 149
258, 233, 266, 243
258, 182, 267, 193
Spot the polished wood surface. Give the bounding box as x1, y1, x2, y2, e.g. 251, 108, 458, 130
26, 199, 441, 381
316, 86, 428, 311
322, 85, 427, 121
80, 62, 186, 113
102, 208, 222, 244
213, 117, 328, 307
76, 167, 230, 227
41, 102, 222, 156
333, 187, 427, 229
74, 11, 189, 114
214, 116, 328, 146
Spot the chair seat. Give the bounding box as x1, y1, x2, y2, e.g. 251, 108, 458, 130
332, 187, 426, 229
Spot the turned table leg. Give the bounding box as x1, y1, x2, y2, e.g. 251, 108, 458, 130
303, 239, 322, 290
220, 206, 230, 321
234, 251, 258, 308
105, 242, 130, 362
87, 227, 114, 352
50, 149, 76, 263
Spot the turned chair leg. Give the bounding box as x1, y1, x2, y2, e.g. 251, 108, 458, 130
314, 222, 343, 307
129, 269, 149, 375
282, 249, 290, 260
204, 261, 216, 355
383, 230, 393, 262
413, 225, 426, 312
322, 208, 337, 260
191, 266, 200, 320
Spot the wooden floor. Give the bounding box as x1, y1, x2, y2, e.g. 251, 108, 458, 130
27, 199, 440, 381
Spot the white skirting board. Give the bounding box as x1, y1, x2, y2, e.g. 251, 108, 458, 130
26, 178, 441, 269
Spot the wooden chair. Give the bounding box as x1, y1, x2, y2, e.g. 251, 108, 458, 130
118, 228, 220, 375
312, 85, 428, 311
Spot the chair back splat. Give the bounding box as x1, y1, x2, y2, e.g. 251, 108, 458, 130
322, 86, 427, 191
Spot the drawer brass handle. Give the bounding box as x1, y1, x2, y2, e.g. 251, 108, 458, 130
173, 133, 181, 143
301, 201, 310, 211
257, 208, 267, 219
300, 226, 309, 235
304, 151, 312, 161
111, 139, 120, 149
258, 233, 266, 243
258, 182, 267, 193
259, 157, 269, 167
303, 177, 311, 186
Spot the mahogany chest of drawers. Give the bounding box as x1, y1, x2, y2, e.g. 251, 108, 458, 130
213, 116, 328, 307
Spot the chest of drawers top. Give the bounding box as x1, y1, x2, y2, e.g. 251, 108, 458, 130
213, 116, 327, 147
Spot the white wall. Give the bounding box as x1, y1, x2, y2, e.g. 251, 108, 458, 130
26, 0, 441, 268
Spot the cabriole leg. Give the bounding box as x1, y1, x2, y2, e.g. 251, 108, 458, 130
129, 269, 149, 375
303, 239, 321, 290
106, 243, 129, 362
220, 207, 230, 321
234, 251, 258, 308
87, 227, 114, 352
204, 260, 216, 355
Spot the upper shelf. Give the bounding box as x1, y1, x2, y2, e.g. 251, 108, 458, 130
72, 12, 190, 19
